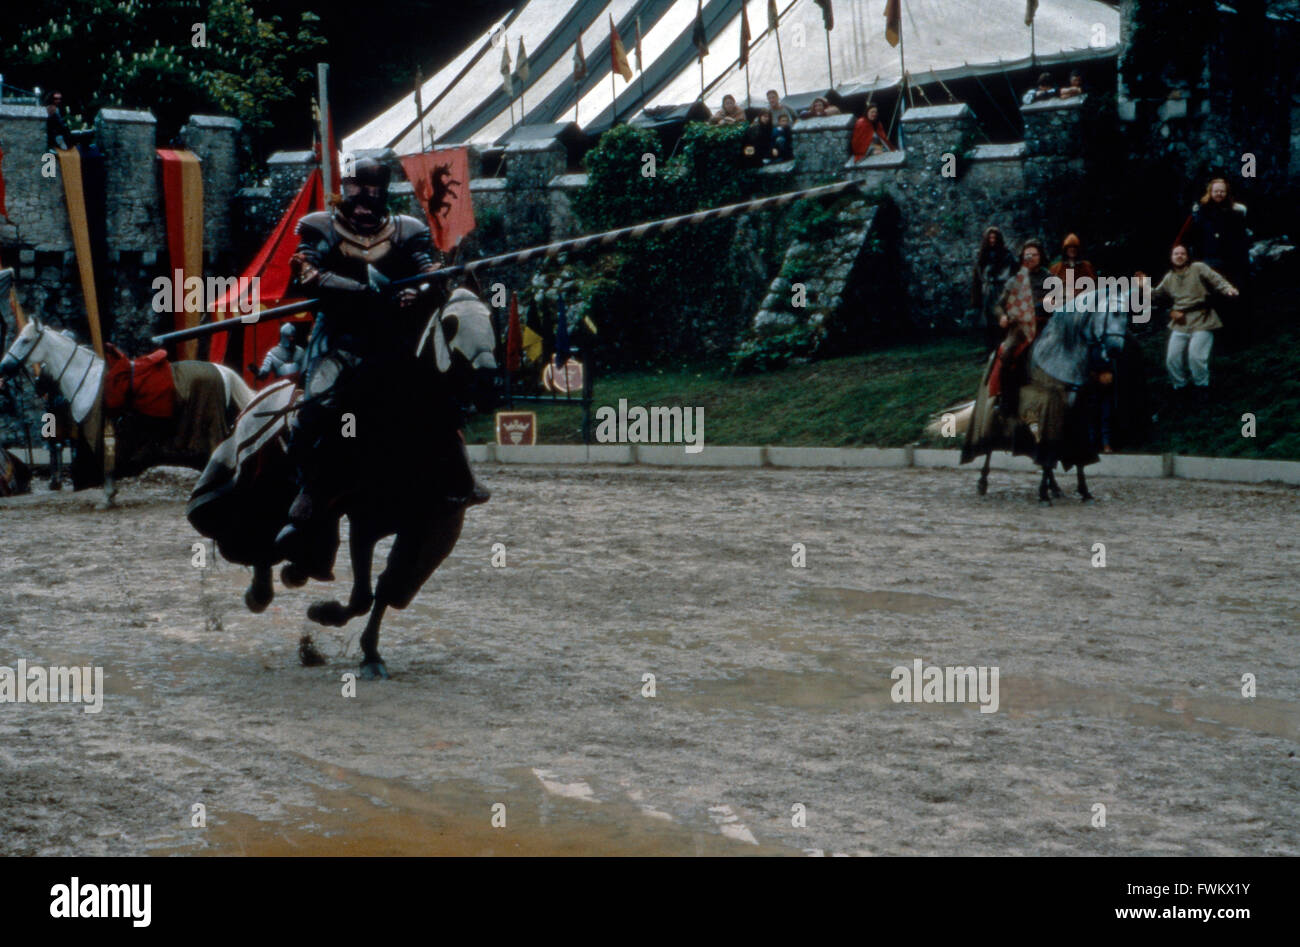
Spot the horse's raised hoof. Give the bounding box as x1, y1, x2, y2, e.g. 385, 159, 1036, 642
244, 581, 273, 614
358, 659, 389, 681
307, 599, 357, 627
1050, 485, 1064, 499
280, 563, 309, 588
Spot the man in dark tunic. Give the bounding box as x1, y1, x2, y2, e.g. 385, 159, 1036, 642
46, 91, 71, 151
274, 157, 487, 575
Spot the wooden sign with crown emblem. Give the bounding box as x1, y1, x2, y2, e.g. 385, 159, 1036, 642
495, 411, 537, 446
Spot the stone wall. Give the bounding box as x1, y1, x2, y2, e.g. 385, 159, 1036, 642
0, 106, 242, 353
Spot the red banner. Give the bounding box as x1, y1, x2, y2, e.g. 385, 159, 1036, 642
399, 149, 475, 253
209, 168, 323, 382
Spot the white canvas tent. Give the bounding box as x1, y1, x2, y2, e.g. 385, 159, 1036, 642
344, 0, 1120, 153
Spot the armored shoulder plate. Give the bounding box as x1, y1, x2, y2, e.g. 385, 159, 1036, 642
296, 211, 336, 245
391, 214, 432, 244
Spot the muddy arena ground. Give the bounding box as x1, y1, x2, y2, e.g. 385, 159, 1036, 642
0, 463, 1296, 856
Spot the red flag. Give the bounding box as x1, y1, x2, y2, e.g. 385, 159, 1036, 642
506, 292, 523, 371
740, 3, 752, 67
885, 0, 901, 47
400, 148, 475, 253
208, 169, 322, 377
1025, 0, 1038, 27
610, 15, 633, 81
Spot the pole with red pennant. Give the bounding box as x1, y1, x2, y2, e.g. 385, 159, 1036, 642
500, 36, 515, 128
609, 14, 633, 124
572, 33, 587, 125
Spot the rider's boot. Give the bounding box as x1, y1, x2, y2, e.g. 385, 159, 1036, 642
444, 433, 489, 506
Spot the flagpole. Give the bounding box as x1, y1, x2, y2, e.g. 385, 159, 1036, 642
611, 61, 618, 125
414, 66, 425, 153
317, 63, 333, 202
774, 20, 788, 99
824, 29, 834, 90
899, 7, 908, 110
1031, 20, 1037, 68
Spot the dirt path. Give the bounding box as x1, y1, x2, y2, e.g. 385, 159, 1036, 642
1, 464, 1296, 856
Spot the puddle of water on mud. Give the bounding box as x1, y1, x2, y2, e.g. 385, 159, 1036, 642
795, 587, 962, 615
674, 660, 1298, 742
1003, 677, 1299, 741
168, 758, 797, 857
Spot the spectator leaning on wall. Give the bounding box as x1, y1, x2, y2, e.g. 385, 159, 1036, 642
765, 89, 797, 126
1022, 72, 1057, 105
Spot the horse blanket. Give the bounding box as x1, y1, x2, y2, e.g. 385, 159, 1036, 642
103, 344, 175, 418
961, 352, 1098, 471
187, 380, 308, 566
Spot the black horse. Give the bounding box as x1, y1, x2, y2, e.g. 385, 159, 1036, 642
188, 288, 499, 678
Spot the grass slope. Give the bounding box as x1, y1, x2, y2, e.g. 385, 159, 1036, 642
469, 316, 1300, 461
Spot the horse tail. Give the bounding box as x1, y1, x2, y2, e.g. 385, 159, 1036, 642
924, 400, 975, 438
214, 364, 255, 412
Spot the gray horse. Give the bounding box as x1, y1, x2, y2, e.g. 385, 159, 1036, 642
934, 288, 1133, 504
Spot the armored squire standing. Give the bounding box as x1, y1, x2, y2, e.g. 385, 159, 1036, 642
274, 157, 487, 577
253, 323, 306, 382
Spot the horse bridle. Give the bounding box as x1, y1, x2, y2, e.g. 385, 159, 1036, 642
13, 322, 97, 403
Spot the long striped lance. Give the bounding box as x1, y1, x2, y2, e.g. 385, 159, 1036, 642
151, 180, 862, 346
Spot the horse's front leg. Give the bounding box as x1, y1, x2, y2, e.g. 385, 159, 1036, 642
244, 562, 274, 613
360, 507, 467, 681
357, 602, 390, 680
1077, 466, 1094, 502
1038, 466, 1052, 505
306, 521, 375, 627
977, 450, 991, 496
1047, 469, 1064, 498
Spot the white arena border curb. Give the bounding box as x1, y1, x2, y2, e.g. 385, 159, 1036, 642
470, 443, 1300, 487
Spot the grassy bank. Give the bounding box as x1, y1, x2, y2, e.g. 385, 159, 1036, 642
468, 316, 1300, 461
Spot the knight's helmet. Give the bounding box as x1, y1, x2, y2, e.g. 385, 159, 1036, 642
278, 322, 297, 346
338, 156, 391, 234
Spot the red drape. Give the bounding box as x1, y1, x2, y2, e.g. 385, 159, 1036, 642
209, 169, 323, 383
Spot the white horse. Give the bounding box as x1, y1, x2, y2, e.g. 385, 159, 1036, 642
1, 315, 254, 506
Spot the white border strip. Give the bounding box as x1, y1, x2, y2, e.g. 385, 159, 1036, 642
468, 444, 1300, 487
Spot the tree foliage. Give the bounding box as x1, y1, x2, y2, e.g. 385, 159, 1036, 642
2, 0, 325, 171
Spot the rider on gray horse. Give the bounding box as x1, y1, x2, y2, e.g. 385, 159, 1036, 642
274, 156, 488, 577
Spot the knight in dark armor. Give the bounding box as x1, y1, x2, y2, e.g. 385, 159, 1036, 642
274, 156, 487, 576
252, 322, 305, 381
